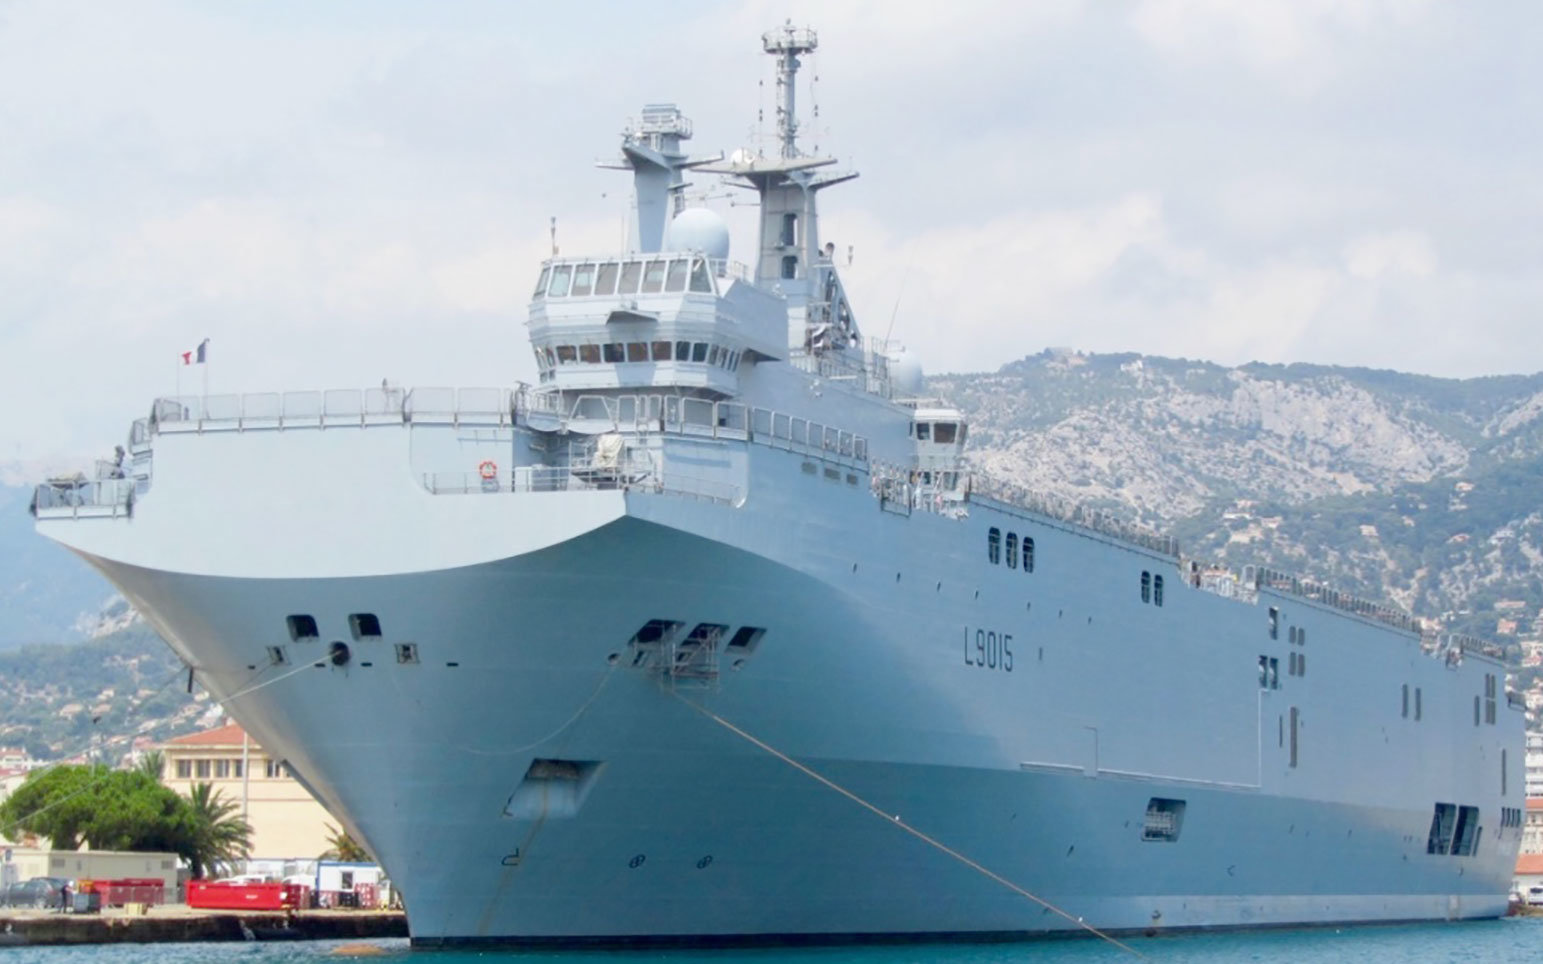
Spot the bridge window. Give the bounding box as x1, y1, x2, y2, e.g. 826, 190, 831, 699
988, 528, 1001, 564
689, 259, 712, 292
914, 423, 930, 441
692, 342, 708, 362
571, 263, 595, 296
641, 259, 667, 293
651, 341, 671, 361
579, 344, 600, 364
665, 259, 689, 292
1006, 533, 1018, 569
602, 343, 623, 363
675, 340, 690, 361
556, 345, 577, 364
534, 266, 549, 296
594, 262, 619, 295
548, 265, 572, 297
1023, 537, 1035, 573
626, 342, 648, 362
619, 261, 642, 294
708, 345, 721, 366
933, 423, 957, 444
1140, 571, 1151, 604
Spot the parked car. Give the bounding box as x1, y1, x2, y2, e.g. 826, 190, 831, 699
1, 877, 69, 909
1527, 885, 1543, 907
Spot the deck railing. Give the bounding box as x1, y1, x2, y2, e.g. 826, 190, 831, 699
1245, 565, 1422, 636
31, 477, 134, 518
968, 474, 1181, 558
420, 466, 740, 505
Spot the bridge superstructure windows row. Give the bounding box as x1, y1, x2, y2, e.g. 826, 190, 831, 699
535, 256, 715, 300
533, 340, 742, 378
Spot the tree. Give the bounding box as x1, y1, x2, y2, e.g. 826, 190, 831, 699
136, 751, 165, 782
0, 765, 103, 850
0, 765, 194, 854
321, 823, 372, 863
184, 782, 253, 880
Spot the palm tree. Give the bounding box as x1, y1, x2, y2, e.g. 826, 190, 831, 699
185, 782, 253, 879
320, 823, 372, 863
136, 751, 165, 782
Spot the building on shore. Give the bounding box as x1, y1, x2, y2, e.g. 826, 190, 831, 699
1522, 797, 1543, 856
0, 847, 179, 894
159, 722, 335, 860
1525, 731, 1543, 798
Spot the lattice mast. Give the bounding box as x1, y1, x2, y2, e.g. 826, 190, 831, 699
765, 22, 816, 160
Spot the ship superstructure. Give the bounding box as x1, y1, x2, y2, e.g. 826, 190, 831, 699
34, 25, 1524, 946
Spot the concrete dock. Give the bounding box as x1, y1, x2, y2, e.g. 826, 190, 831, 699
0, 905, 407, 945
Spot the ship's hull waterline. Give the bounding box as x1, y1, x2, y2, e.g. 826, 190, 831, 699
64, 511, 1517, 945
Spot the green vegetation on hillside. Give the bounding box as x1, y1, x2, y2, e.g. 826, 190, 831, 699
0, 623, 201, 760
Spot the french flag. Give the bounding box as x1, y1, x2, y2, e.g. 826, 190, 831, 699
182, 339, 208, 366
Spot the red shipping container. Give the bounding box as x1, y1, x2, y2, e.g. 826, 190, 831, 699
187, 880, 302, 911
97, 878, 167, 907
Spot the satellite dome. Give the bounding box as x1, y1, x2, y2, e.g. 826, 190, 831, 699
665, 207, 730, 262
889, 346, 924, 397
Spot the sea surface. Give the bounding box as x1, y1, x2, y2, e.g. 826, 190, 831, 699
12, 918, 1543, 964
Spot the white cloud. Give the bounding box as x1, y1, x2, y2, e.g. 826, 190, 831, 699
0, 0, 1538, 461
1343, 231, 1437, 280
1129, 0, 1439, 87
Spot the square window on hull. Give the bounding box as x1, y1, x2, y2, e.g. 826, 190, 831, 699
349, 613, 382, 640
629, 620, 683, 648
726, 627, 766, 653
287, 615, 318, 642
1142, 798, 1186, 842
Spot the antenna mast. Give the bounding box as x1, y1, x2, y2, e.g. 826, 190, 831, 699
763, 21, 817, 159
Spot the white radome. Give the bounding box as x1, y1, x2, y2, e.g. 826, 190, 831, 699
889, 346, 925, 396
665, 207, 731, 262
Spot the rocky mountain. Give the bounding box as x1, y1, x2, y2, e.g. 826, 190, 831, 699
0, 598, 210, 761
934, 350, 1543, 643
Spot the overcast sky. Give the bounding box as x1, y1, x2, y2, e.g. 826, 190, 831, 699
2, 0, 1540, 461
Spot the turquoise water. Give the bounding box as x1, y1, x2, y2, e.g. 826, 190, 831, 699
12, 919, 1543, 964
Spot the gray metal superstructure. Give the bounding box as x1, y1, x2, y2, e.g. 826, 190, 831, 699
34, 25, 1524, 946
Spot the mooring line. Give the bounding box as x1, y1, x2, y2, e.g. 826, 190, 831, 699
671, 691, 1148, 960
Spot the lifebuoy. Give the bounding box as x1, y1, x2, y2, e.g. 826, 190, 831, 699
478, 460, 498, 480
